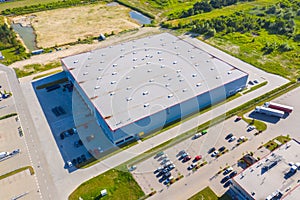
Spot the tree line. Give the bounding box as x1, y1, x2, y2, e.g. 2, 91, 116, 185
180, 0, 254, 18
0, 23, 18, 49
1, 0, 105, 16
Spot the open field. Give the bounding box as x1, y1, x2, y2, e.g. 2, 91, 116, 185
0, 0, 61, 12
12, 3, 140, 48
68, 169, 144, 200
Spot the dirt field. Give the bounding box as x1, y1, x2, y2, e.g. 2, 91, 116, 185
14, 3, 140, 48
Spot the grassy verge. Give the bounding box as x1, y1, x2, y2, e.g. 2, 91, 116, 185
242, 116, 267, 132
0, 113, 17, 121
35, 77, 68, 90
14, 62, 61, 78
68, 169, 144, 200
188, 186, 231, 200
264, 135, 291, 151
243, 81, 268, 95
33, 69, 63, 80
0, 166, 34, 180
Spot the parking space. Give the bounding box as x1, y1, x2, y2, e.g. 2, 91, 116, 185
0, 169, 40, 200
32, 73, 115, 171
132, 116, 258, 194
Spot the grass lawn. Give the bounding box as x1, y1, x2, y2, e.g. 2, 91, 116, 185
14, 62, 61, 78
188, 186, 231, 200
243, 81, 268, 95
33, 69, 63, 80
242, 116, 267, 132
68, 169, 144, 200
0, 166, 34, 180
264, 135, 291, 151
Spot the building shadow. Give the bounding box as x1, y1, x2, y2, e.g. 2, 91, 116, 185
248, 112, 281, 124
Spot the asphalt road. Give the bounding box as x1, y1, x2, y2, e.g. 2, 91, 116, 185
0, 64, 57, 200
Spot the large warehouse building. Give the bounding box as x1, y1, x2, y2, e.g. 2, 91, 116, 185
62, 33, 248, 145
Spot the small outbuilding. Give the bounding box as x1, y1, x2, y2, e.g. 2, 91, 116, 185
101, 189, 107, 197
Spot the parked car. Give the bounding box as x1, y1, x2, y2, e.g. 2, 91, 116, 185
235, 116, 242, 122
228, 136, 236, 142
208, 147, 216, 154
178, 150, 186, 155
221, 176, 230, 184
211, 151, 219, 157
201, 130, 208, 135
164, 176, 174, 184
167, 164, 175, 171
225, 133, 233, 140
183, 156, 191, 162
180, 153, 189, 160
188, 163, 197, 170
162, 171, 171, 179
194, 133, 201, 139
229, 171, 237, 178
155, 166, 164, 173
248, 126, 255, 131
224, 167, 233, 175
156, 151, 164, 158
218, 146, 226, 152
194, 155, 202, 161
238, 136, 246, 142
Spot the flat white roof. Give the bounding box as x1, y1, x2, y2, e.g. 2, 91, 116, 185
62, 33, 247, 130
232, 139, 300, 200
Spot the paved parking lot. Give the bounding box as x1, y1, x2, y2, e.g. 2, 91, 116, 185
0, 71, 39, 199
132, 116, 261, 194
32, 73, 115, 171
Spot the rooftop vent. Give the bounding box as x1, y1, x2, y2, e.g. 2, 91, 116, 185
176, 53, 180, 56
112, 72, 117, 75
143, 91, 149, 95
98, 68, 103, 71
211, 67, 215, 70
97, 76, 102, 80
132, 45, 136, 48
109, 92, 115, 96
196, 83, 202, 87
100, 60, 104, 63
74, 60, 79, 63
144, 42, 148, 45
112, 63, 117, 67
168, 78, 172, 81
182, 88, 188, 92
179, 79, 184, 82
165, 83, 170, 87
126, 76, 131, 80
145, 48, 150, 51
120, 48, 125, 51
147, 69, 152, 72
111, 81, 116, 84
133, 58, 138, 61
228, 71, 232, 74
157, 51, 162, 54
126, 97, 132, 101
176, 69, 181, 73
149, 79, 154, 82
126, 87, 132, 90
146, 62, 151, 65
144, 103, 150, 108
88, 57, 92, 60
173, 61, 178, 64
191, 56, 195, 59
174, 46, 179, 49
216, 76, 220, 79
83, 72, 88, 75
133, 66, 138, 69
109, 46, 112, 48
177, 74, 181, 78
85, 65, 90, 67
161, 65, 166, 68
94, 86, 100, 89
159, 58, 163, 61
195, 63, 199, 67
133, 51, 137, 54
168, 94, 173, 98
120, 55, 124, 58
101, 53, 105, 56
192, 74, 197, 77
163, 74, 168, 78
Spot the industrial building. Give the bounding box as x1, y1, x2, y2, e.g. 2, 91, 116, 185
230, 139, 300, 200
61, 33, 248, 145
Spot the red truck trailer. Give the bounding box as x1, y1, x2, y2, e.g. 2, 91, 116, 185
264, 102, 293, 113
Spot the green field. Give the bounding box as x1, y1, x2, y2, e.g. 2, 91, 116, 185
188, 187, 231, 200
68, 169, 144, 200
0, 0, 61, 12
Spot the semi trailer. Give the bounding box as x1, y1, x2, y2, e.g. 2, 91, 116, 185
255, 106, 284, 118
264, 102, 293, 113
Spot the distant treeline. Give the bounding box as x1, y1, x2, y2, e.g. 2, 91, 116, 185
1, 0, 108, 15
181, 0, 254, 18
